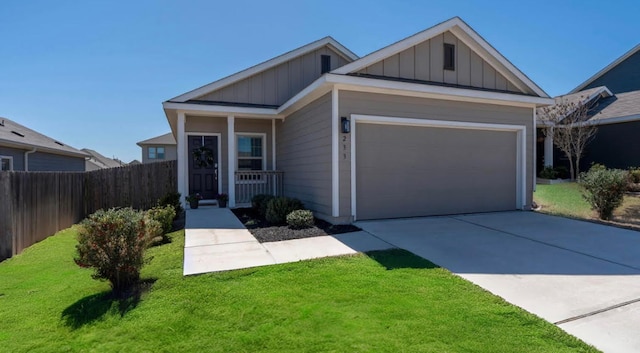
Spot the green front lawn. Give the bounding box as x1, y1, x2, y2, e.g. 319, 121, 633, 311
534, 183, 640, 227
0, 227, 597, 352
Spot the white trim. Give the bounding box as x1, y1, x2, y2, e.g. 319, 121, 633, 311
169, 37, 358, 102
587, 114, 640, 126
544, 127, 554, 167
533, 107, 536, 193
177, 112, 186, 204
185, 132, 223, 201
162, 102, 280, 117
349, 114, 527, 220
0, 155, 13, 171
332, 17, 548, 98
271, 119, 276, 171
235, 132, 267, 171
227, 116, 236, 207
570, 43, 640, 94
331, 87, 340, 217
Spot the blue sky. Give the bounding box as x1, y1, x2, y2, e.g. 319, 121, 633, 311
1, 0, 639, 163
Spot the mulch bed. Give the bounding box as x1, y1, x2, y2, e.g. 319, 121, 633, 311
231, 208, 361, 243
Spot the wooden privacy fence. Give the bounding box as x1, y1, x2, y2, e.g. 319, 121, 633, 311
0, 160, 176, 261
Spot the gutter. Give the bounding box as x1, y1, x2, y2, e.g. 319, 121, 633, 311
24, 148, 36, 171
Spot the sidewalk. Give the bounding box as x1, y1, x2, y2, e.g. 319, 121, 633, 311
183, 206, 393, 275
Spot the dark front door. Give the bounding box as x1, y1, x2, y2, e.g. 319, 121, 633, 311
188, 135, 218, 199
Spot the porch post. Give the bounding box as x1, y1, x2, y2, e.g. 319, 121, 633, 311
177, 111, 187, 206
544, 127, 554, 167
227, 115, 236, 207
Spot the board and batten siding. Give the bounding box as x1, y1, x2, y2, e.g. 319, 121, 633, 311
276, 92, 333, 217
582, 50, 640, 94
357, 31, 526, 94
196, 46, 349, 106
185, 116, 274, 195
338, 90, 534, 219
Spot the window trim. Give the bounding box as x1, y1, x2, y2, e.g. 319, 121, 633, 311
443, 43, 455, 71
235, 132, 267, 184
156, 146, 165, 159
0, 155, 13, 171
148, 146, 166, 160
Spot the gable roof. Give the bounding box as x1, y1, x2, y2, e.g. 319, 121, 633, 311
570, 43, 640, 94
81, 148, 124, 168
586, 90, 640, 123
137, 132, 176, 146
332, 17, 549, 98
168, 36, 359, 103
0, 117, 87, 158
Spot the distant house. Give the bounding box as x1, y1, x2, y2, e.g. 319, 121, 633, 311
0, 117, 87, 172
82, 148, 124, 171
136, 133, 177, 164
538, 44, 640, 171
129, 159, 142, 165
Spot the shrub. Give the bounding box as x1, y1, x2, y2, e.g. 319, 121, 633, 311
146, 205, 176, 234
629, 168, 640, 183
252, 194, 275, 217
265, 197, 304, 224
75, 208, 154, 297
286, 210, 314, 229
554, 166, 570, 179
579, 166, 628, 220
158, 192, 183, 217
539, 166, 558, 179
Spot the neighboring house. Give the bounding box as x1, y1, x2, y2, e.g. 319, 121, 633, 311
82, 148, 124, 171
0, 117, 87, 172
129, 159, 141, 165
163, 17, 552, 223
538, 43, 640, 171
136, 133, 177, 164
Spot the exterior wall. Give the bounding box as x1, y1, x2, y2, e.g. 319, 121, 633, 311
338, 90, 534, 219
197, 46, 349, 106
276, 92, 333, 217
28, 152, 85, 171
0, 146, 25, 171
583, 51, 640, 94
582, 121, 640, 169
184, 116, 274, 196
141, 145, 177, 164
356, 31, 525, 94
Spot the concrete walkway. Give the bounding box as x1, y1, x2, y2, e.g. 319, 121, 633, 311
356, 211, 640, 353
183, 206, 393, 275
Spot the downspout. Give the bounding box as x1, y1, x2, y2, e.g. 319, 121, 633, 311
24, 148, 36, 171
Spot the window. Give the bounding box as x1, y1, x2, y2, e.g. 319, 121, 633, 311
148, 147, 165, 160
237, 135, 264, 171
444, 43, 455, 71
1, 156, 12, 171
321, 55, 331, 74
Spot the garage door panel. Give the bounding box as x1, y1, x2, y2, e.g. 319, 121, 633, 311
356, 123, 516, 220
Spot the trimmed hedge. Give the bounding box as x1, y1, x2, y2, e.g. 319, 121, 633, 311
265, 197, 304, 224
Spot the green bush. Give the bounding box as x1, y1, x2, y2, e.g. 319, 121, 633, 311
579, 166, 628, 220
75, 208, 154, 297
265, 197, 304, 224
158, 192, 183, 217
146, 205, 176, 235
252, 194, 275, 217
539, 166, 558, 179
629, 168, 640, 184
286, 209, 314, 229
554, 166, 570, 179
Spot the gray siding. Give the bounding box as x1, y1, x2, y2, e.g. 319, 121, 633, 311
582, 121, 640, 169
184, 116, 274, 195
197, 46, 349, 106
338, 90, 534, 218
276, 93, 332, 216
141, 145, 177, 164
583, 50, 640, 94
356, 31, 528, 94
0, 146, 25, 171
28, 152, 85, 171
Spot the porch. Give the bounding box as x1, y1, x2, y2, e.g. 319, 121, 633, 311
234, 170, 284, 205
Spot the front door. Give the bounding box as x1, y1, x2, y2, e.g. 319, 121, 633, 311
188, 135, 218, 199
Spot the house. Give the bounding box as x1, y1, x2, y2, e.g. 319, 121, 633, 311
163, 17, 552, 223
82, 148, 124, 171
538, 44, 640, 171
0, 117, 87, 172
136, 133, 177, 164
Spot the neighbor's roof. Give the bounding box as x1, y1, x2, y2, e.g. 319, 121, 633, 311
136, 132, 176, 146
570, 43, 640, 93
81, 148, 123, 168
0, 117, 87, 158
587, 90, 640, 123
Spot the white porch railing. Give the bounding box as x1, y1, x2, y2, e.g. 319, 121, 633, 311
234, 170, 284, 205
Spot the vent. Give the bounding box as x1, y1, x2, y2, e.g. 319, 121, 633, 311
11, 131, 24, 137
321, 55, 331, 74
0, 120, 4, 127
54, 141, 64, 146
444, 43, 455, 71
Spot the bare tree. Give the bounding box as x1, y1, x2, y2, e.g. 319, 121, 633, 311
538, 97, 598, 180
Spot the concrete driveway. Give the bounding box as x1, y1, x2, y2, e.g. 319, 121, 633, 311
356, 211, 640, 353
